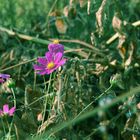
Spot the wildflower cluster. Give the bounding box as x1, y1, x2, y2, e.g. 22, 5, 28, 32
0, 74, 16, 117
34, 40, 66, 75
0, 40, 66, 118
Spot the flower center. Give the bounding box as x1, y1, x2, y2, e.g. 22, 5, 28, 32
53, 39, 59, 44
47, 62, 55, 69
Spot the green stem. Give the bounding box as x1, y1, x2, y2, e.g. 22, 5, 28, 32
73, 85, 113, 121
5, 117, 12, 140
41, 73, 53, 127
1, 118, 6, 136
94, 85, 113, 102
11, 88, 16, 108
57, 74, 62, 113
0, 26, 50, 45
45, 0, 58, 32
43, 86, 140, 136
5, 88, 17, 140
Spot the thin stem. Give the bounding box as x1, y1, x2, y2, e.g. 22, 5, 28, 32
49, 38, 101, 52
106, 20, 140, 45
33, 71, 37, 91
41, 73, 53, 128
57, 75, 62, 113
45, 0, 58, 32
0, 26, 50, 45
72, 85, 113, 121
5, 88, 17, 140
43, 86, 140, 136
5, 117, 12, 140
1, 118, 6, 135
26, 93, 55, 108
0, 58, 37, 72
11, 88, 16, 108
94, 85, 113, 102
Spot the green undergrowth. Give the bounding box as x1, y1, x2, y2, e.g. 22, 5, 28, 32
0, 0, 140, 140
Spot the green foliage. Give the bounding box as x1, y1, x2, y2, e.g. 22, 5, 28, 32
0, 0, 140, 140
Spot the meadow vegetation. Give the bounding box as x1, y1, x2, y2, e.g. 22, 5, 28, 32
0, 0, 140, 139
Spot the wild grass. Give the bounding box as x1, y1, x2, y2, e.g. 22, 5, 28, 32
0, 0, 140, 140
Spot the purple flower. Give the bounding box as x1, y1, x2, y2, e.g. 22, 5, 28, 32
34, 52, 66, 75
0, 74, 10, 83
0, 104, 16, 116
48, 40, 64, 55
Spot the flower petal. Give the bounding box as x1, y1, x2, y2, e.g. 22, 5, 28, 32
46, 69, 55, 74
48, 44, 64, 54
0, 74, 10, 79
3, 104, 9, 113
48, 44, 54, 52
9, 107, 16, 116
38, 70, 48, 75
37, 57, 47, 65
57, 58, 67, 66
54, 52, 63, 64
52, 58, 66, 72
33, 65, 45, 70
45, 52, 53, 62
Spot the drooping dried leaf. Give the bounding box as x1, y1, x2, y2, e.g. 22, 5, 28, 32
96, 0, 107, 35
55, 19, 68, 34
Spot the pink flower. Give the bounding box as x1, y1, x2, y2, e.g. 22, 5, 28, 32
48, 41, 64, 55
34, 52, 66, 75
0, 104, 16, 116
0, 74, 10, 83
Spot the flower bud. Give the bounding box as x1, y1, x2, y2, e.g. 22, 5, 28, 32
6, 78, 15, 88
110, 73, 124, 89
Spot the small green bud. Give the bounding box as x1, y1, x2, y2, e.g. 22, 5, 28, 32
110, 73, 124, 89
6, 78, 15, 88
110, 75, 118, 86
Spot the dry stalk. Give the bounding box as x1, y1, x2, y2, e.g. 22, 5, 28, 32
96, 0, 107, 35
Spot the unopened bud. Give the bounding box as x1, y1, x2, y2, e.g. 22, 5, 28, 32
110, 73, 124, 89
6, 78, 15, 88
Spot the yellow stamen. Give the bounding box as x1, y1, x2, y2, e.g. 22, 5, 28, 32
47, 62, 55, 69
53, 39, 59, 44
